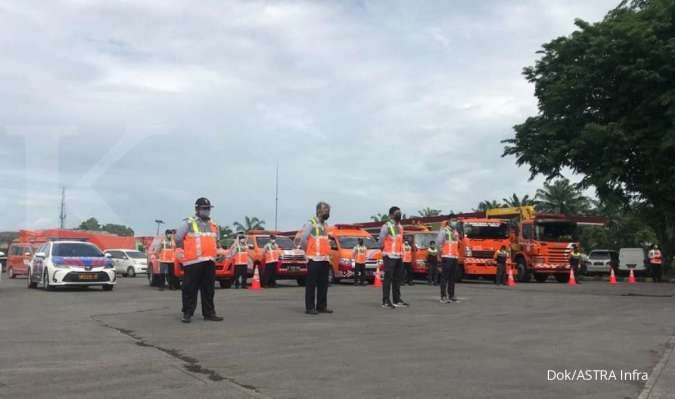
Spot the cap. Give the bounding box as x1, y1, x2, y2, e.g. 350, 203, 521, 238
195, 197, 214, 208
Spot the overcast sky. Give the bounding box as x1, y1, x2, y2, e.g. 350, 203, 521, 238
0, 0, 618, 235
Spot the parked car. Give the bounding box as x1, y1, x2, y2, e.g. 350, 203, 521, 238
619, 247, 647, 276
6, 242, 35, 278
586, 249, 618, 275
27, 240, 116, 290
0, 250, 6, 273
103, 248, 148, 277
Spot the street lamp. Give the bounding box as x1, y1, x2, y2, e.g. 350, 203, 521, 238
154, 219, 165, 236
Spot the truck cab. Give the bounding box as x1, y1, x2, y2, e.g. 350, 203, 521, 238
327, 225, 382, 284
245, 231, 308, 286
456, 218, 511, 281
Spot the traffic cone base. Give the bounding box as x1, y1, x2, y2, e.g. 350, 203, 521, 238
568, 268, 577, 286
507, 267, 516, 287
250, 266, 262, 290
628, 269, 636, 284
374, 265, 382, 288
609, 268, 617, 285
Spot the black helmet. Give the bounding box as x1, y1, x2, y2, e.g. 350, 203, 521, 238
195, 197, 213, 208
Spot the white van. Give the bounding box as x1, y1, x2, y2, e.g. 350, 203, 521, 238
619, 248, 646, 275
103, 249, 148, 277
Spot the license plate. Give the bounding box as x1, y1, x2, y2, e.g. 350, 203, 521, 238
288, 266, 299, 272
79, 273, 97, 280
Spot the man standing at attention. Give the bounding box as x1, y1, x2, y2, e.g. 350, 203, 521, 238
298, 202, 333, 315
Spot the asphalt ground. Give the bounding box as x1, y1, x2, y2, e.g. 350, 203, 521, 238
1, 274, 674, 399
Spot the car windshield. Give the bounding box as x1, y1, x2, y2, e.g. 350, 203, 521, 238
463, 223, 508, 239
590, 251, 611, 259
126, 251, 146, 259
413, 233, 437, 249
535, 222, 578, 242
52, 243, 104, 257
255, 236, 294, 250
337, 236, 378, 249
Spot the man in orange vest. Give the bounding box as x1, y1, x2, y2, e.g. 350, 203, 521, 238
648, 244, 664, 282
298, 202, 333, 315
262, 235, 281, 288
157, 229, 176, 291
230, 235, 250, 289
352, 238, 368, 286
402, 239, 414, 286
436, 221, 459, 303
175, 197, 224, 323
377, 206, 409, 309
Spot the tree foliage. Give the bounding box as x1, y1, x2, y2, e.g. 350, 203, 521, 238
77, 217, 134, 236
475, 200, 504, 212
534, 178, 592, 214
503, 0, 675, 259
233, 216, 265, 233
418, 207, 443, 217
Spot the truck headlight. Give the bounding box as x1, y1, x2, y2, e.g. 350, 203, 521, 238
466, 247, 472, 257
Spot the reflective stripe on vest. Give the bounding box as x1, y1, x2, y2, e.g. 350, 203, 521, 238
183, 218, 218, 265
403, 245, 412, 263
264, 244, 280, 264
307, 217, 330, 258
441, 228, 458, 258
159, 239, 175, 263
383, 222, 403, 257
234, 243, 248, 265
354, 245, 367, 264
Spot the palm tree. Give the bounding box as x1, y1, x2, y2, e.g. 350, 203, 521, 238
475, 200, 503, 212
418, 207, 442, 217
502, 193, 535, 207
370, 213, 390, 222
233, 216, 265, 233
534, 179, 591, 214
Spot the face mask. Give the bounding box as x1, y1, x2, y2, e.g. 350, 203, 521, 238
393, 213, 402, 222
320, 213, 330, 222
197, 209, 211, 219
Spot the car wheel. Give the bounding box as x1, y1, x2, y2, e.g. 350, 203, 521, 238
102, 284, 114, 291
27, 269, 37, 289
43, 270, 54, 291
534, 273, 548, 283
296, 278, 306, 286
8, 267, 15, 279
127, 267, 136, 278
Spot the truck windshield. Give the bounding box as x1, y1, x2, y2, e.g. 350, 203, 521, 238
463, 223, 508, 239
535, 222, 578, 242
255, 236, 294, 250
52, 243, 104, 257
414, 233, 437, 249
337, 236, 378, 249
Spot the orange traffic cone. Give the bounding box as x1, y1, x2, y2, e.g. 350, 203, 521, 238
628, 269, 636, 284
568, 268, 577, 286
250, 266, 262, 290
507, 267, 516, 287
609, 268, 617, 285
373, 265, 382, 288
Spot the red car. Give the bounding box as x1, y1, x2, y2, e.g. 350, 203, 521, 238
6, 242, 35, 278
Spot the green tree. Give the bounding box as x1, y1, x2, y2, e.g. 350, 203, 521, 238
534, 179, 592, 214
100, 223, 134, 237
370, 213, 390, 222
78, 217, 101, 231
502, 194, 535, 207
475, 200, 503, 212
219, 225, 235, 247
418, 207, 443, 217
233, 216, 265, 233
502, 0, 675, 260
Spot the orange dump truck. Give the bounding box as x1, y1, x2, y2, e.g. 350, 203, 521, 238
327, 225, 382, 284
18, 229, 136, 251
455, 218, 511, 281
486, 206, 605, 283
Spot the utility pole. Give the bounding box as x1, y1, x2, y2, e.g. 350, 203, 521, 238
274, 161, 279, 231
59, 187, 66, 229
154, 219, 164, 236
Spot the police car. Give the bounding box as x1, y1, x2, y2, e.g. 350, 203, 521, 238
27, 240, 116, 291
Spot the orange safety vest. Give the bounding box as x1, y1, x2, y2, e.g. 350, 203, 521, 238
306, 217, 330, 259
159, 239, 175, 263
353, 245, 367, 264
264, 243, 281, 264
182, 217, 218, 265
441, 227, 458, 258
233, 242, 249, 266
383, 221, 404, 257
649, 249, 663, 265
403, 244, 413, 263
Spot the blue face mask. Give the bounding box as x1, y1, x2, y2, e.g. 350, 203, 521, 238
197, 209, 211, 219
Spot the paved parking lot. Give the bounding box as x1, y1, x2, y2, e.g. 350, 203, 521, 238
1, 275, 674, 399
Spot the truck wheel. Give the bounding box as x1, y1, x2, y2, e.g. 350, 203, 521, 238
516, 259, 530, 282
27, 269, 37, 289
8, 267, 15, 279
534, 273, 548, 283
554, 274, 569, 283
296, 278, 306, 286
219, 279, 232, 289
